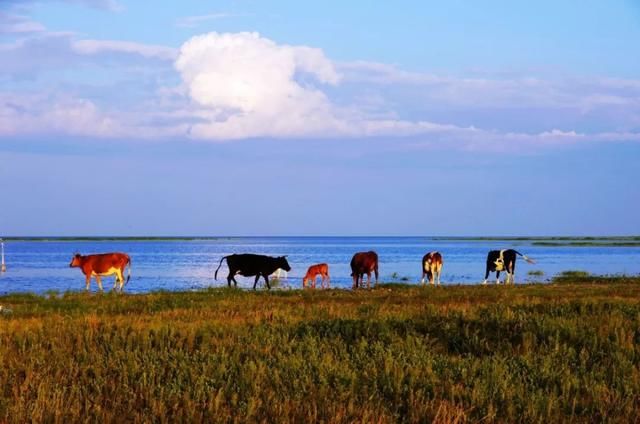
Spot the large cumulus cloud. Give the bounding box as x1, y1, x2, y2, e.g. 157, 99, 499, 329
174, 32, 344, 139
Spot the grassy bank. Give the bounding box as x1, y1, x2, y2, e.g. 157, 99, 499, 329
1, 280, 639, 423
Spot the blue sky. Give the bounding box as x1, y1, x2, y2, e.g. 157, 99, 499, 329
1, 0, 639, 236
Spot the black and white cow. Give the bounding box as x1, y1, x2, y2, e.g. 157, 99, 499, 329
483, 249, 535, 285
214, 254, 291, 290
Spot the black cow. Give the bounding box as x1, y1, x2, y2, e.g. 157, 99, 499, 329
214, 254, 291, 290
483, 249, 535, 285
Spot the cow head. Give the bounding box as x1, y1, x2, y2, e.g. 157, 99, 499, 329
278, 256, 291, 272
69, 253, 82, 268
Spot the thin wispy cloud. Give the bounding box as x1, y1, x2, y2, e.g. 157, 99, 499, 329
1, 0, 123, 12
0, 12, 46, 33
175, 13, 239, 28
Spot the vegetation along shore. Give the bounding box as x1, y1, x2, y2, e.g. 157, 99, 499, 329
1, 275, 639, 422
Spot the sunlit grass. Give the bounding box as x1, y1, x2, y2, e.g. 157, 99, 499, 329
1, 278, 639, 422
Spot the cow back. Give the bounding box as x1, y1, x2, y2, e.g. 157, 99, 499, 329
82, 253, 129, 273
226, 254, 289, 276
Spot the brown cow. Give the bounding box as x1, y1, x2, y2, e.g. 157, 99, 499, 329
69, 252, 131, 292
302, 263, 330, 289
350, 251, 379, 289
421, 251, 443, 285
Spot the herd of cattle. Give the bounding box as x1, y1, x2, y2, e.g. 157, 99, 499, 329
69, 248, 536, 292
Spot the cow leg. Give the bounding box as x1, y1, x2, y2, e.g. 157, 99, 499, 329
116, 269, 124, 291
253, 275, 260, 290
95, 275, 103, 292
429, 269, 435, 285
264, 274, 271, 290
326, 273, 330, 289
511, 261, 516, 284
366, 272, 371, 289
495, 270, 501, 285
85, 274, 91, 291
312, 275, 317, 289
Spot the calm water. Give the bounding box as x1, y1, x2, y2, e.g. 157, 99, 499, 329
1, 237, 639, 294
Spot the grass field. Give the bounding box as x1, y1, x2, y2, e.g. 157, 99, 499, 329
1, 277, 639, 423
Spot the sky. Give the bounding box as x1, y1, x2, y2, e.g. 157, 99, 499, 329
1, 0, 639, 236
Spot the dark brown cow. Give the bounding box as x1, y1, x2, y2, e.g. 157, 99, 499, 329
350, 251, 379, 289
302, 263, 330, 289
69, 252, 131, 292
421, 251, 443, 285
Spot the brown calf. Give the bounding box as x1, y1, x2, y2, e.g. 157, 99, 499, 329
421, 251, 443, 285
302, 263, 330, 289
69, 252, 131, 292
350, 251, 379, 289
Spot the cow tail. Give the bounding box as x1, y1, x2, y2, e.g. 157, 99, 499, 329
214, 256, 229, 280
514, 250, 536, 264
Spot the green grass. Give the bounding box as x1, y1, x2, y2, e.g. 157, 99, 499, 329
1, 280, 640, 422
527, 270, 544, 276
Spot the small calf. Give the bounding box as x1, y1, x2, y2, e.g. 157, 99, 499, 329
302, 263, 330, 289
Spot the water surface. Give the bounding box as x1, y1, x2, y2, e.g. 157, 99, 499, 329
1, 237, 639, 294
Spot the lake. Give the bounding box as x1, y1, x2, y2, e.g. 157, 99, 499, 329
1, 237, 639, 294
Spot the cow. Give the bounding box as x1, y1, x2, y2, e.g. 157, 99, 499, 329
483, 249, 535, 285
302, 263, 330, 289
69, 252, 131, 292
421, 251, 443, 285
214, 254, 291, 290
350, 251, 379, 289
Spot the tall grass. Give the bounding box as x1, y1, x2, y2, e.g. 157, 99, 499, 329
1, 281, 640, 422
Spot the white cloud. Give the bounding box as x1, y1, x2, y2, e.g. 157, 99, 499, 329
339, 60, 640, 111
0, 93, 123, 137
173, 32, 479, 141
1, 28, 639, 151
175, 32, 345, 139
